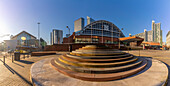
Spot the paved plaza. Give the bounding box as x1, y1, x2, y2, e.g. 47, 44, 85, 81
0, 52, 68, 86
0, 50, 169, 86
124, 50, 170, 86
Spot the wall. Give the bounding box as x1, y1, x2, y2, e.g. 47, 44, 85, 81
44, 43, 125, 51
4, 40, 18, 50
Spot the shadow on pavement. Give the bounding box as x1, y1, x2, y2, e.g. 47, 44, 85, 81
4, 64, 32, 85
0, 59, 32, 85
13, 62, 25, 68
160, 61, 170, 86
16, 60, 34, 64
114, 56, 152, 81
131, 56, 152, 76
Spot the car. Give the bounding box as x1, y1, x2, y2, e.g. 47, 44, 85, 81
8, 49, 14, 53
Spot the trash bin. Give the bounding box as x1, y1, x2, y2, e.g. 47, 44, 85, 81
14, 52, 20, 61
69, 45, 72, 52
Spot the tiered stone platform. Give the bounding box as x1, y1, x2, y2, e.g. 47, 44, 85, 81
30, 45, 168, 86
50, 45, 147, 81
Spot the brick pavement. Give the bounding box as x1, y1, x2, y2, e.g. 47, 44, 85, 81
124, 50, 170, 86
0, 50, 170, 86
0, 52, 68, 86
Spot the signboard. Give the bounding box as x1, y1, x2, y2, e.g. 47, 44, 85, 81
104, 25, 109, 30
21, 37, 26, 40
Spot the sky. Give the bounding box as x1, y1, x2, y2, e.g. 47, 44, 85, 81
0, 0, 170, 44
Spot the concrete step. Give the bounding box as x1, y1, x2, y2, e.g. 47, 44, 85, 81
70, 51, 126, 56
56, 56, 138, 68
55, 58, 143, 74
66, 53, 131, 59
75, 49, 119, 52
51, 58, 147, 81
63, 54, 134, 62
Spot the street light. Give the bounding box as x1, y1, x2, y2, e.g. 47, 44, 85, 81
91, 24, 92, 43
66, 26, 70, 43
38, 22, 40, 48
66, 26, 70, 36
119, 28, 123, 49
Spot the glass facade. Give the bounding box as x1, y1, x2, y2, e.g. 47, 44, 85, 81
75, 20, 124, 38
51, 29, 63, 45
75, 38, 99, 43
9, 31, 38, 47
15, 32, 38, 46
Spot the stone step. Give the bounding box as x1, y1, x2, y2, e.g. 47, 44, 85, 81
56, 57, 138, 68
63, 54, 133, 62
55, 58, 143, 74
75, 49, 120, 52
70, 51, 126, 56
67, 53, 131, 59
51, 58, 147, 81
80, 46, 109, 49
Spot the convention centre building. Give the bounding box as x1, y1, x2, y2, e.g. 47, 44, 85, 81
63, 16, 125, 44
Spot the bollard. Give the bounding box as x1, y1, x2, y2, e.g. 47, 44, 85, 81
12, 55, 14, 62
27, 53, 29, 58
3, 56, 5, 65
23, 54, 25, 59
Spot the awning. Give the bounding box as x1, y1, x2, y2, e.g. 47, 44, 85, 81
142, 42, 160, 46
119, 36, 144, 42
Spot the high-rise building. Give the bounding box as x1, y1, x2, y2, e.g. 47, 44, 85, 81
50, 32, 53, 45
166, 31, 170, 48
87, 16, 95, 25
134, 20, 162, 45
152, 20, 162, 44
50, 29, 63, 45
74, 17, 84, 32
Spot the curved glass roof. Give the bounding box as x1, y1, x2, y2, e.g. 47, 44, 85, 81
75, 20, 125, 38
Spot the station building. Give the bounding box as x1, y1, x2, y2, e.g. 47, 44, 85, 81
63, 17, 125, 44
45, 17, 144, 51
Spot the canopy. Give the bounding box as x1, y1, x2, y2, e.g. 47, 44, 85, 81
119, 36, 144, 42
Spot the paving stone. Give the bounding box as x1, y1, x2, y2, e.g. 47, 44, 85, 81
31, 57, 168, 86
0, 52, 68, 86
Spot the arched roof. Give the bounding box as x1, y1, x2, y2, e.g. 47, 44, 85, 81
84, 20, 120, 30
84, 20, 124, 37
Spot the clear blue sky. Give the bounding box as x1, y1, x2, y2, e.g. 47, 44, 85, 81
0, 0, 170, 43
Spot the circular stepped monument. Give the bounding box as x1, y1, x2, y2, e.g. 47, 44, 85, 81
31, 45, 168, 86
51, 45, 147, 81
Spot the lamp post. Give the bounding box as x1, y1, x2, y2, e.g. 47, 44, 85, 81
119, 28, 123, 49
111, 24, 113, 44
102, 22, 103, 43
91, 24, 92, 43
66, 26, 70, 43
38, 22, 40, 48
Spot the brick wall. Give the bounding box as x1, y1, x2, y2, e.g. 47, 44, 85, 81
44, 43, 127, 51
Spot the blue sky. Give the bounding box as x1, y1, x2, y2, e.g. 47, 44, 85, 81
0, 0, 170, 43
